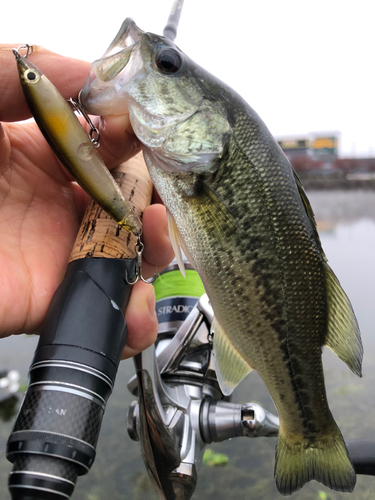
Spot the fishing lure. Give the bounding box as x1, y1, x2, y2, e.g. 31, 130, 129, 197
13, 45, 141, 234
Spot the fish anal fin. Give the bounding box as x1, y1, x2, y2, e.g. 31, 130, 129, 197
275, 423, 356, 495
324, 265, 363, 377
212, 317, 252, 396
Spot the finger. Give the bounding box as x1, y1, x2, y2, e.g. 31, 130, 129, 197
141, 204, 175, 278
0, 44, 90, 122
122, 281, 158, 359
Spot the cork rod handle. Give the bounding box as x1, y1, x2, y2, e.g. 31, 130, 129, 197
69, 153, 153, 262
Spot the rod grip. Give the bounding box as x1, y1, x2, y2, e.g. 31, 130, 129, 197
69, 152, 153, 261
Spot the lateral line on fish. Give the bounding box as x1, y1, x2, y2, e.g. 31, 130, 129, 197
232, 134, 313, 429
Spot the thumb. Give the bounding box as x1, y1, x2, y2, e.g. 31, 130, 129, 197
0, 123, 11, 169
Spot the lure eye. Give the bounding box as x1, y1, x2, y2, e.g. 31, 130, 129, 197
155, 49, 182, 74
24, 68, 40, 83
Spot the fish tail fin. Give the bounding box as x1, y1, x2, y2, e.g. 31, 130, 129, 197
275, 424, 356, 496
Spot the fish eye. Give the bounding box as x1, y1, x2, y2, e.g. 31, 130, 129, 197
155, 49, 182, 74
24, 69, 40, 83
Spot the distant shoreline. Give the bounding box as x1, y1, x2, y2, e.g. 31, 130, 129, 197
301, 178, 375, 191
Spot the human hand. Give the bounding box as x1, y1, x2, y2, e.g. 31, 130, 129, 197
0, 44, 174, 356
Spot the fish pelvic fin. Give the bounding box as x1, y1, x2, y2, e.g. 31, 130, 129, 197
212, 317, 252, 396
166, 209, 186, 278
275, 424, 356, 496
324, 264, 363, 377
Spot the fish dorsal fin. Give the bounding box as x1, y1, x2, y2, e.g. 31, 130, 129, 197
292, 169, 363, 374
293, 170, 327, 261
212, 317, 252, 396
167, 209, 186, 278
324, 265, 363, 377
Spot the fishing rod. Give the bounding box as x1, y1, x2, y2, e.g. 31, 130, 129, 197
5, 149, 153, 500
6, 151, 152, 499
163, 0, 184, 41
6, 46, 153, 500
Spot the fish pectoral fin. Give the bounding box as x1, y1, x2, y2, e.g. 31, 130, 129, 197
163, 100, 231, 171
212, 317, 252, 396
324, 264, 363, 377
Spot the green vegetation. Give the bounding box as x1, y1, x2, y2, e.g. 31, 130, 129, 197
203, 449, 229, 467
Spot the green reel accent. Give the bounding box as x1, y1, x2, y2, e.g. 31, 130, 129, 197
154, 270, 205, 302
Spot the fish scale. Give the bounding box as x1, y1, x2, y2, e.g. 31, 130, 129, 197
81, 18, 362, 495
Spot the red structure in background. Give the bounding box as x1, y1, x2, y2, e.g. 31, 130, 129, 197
331, 158, 375, 173
277, 134, 375, 175
289, 156, 375, 175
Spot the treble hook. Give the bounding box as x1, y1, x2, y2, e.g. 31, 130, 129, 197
69, 91, 101, 148
125, 231, 158, 285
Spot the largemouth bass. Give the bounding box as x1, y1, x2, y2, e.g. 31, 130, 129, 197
81, 19, 363, 495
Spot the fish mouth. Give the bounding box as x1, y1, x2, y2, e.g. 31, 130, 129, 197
80, 18, 144, 115
101, 18, 143, 58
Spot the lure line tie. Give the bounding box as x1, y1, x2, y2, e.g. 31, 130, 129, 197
13, 44, 33, 59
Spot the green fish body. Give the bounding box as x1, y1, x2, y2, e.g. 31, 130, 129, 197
81, 19, 363, 495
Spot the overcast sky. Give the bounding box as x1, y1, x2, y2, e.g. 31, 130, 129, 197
2, 0, 374, 157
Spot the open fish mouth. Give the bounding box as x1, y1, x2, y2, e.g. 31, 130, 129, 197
80, 18, 203, 165
80, 18, 144, 115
